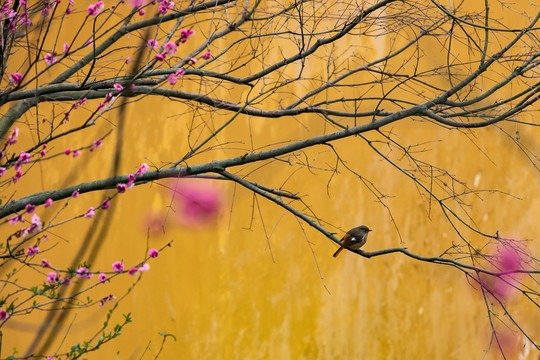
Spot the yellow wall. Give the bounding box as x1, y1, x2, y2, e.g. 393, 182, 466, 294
1, 0, 539, 359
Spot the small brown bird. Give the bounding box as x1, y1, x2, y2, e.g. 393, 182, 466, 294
333, 225, 372, 257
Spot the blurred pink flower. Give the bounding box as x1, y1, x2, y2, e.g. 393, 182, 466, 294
479, 243, 525, 302
491, 246, 523, 300
172, 179, 223, 227
142, 211, 166, 234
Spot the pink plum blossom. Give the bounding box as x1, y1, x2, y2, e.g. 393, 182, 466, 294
128, 267, 138, 275
90, 139, 103, 151
44, 53, 56, 65
149, 248, 159, 258
114, 83, 123, 91
65, 148, 71, 155
76, 267, 89, 278
27, 246, 39, 257
44, 198, 53, 208
0, 309, 9, 321
28, 214, 43, 235
84, 207, 95, 218
0, 167, 5, 176
9, 72, 23, 85
63, 42, 70, 53
17, 151, 31, 164
101, 200, 110, 210
201, 51, 212, 60
164, 42, 177, 55
87, 1, 104, 16
41, 259, 51, 267
168, 73, 177, 85
147, 39, 158, 49
9, 214, 24, 225
12, 171, 22, 183
113, 261, 124, 272
25, 204, 36, 213
179, 29, 195, 43
47, 272, 60, 284
116, 183, 127, 193
72, 150, 80, 157
154, 53, 166, 61
98, 273, 107, 283
136, 163, 149, 176
72, 190, 79, 198
139, 263, 150, 272
158, 0, 174, 14
99, 294, 116, 306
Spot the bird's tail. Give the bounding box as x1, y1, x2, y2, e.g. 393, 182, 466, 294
333, 247, 344, 258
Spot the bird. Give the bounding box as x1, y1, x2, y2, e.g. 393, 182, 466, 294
333, 225, 372, 257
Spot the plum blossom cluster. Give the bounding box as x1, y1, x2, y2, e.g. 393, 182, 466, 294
41, 0, 58, 17
153, 40, 177, 61
84, 199, 110, 219
158, 0, 174, 14
46, 269, 72, 286
0, 129, 50, 183
99, 294, 116, 306
97, 92, 114, 110
64, 139, 102, 160
87, 1, 104, 16
0, 0, 31, 34
168, 69, 185, 85
180, 29, 195, 43
0, 128, 19, 173
112, 257, 151, 276
63, 97, 87, 122
9, 213, 43, 238
116, 163, 149, 193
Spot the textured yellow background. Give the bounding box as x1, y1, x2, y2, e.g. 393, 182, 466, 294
1, 0, 539, 359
